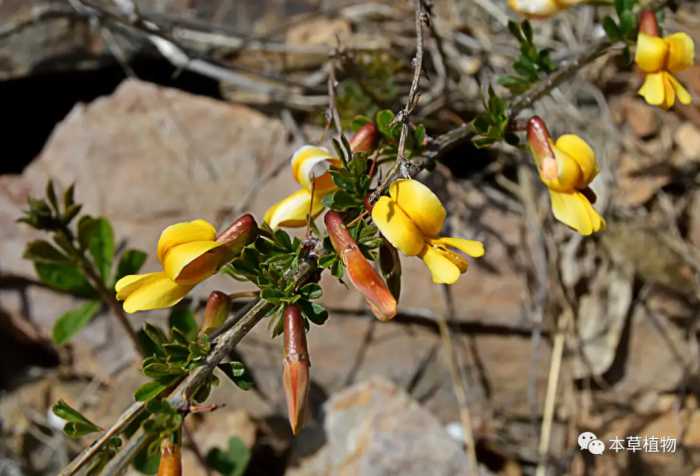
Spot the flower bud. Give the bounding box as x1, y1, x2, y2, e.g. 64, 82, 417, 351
349, 123, 379, 153
638, 10, 659, 37
324, 211, 398, 321
526, 116, 557, 181
157, 437, 182, 476
282, 305, 310, 435
200, 291, 231, 335
216, 213, 258, 256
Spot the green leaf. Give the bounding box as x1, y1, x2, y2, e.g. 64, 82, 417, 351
35, 262, 96, 297
114, 249, 147, 283
23, 240, 72, 264
46, 180, 59, 213
300, 301, 328, 325
133, 445, 160, 475
53, 300, 101, 345
52, 400, 102, 437
219, 362, 254, 390
602, 16, 621, 40
134, 381, 169, 402
375, 109, 395, 138
413, 124, 426, 147
80, 217, 115, 282
350, 115, 372, 131
619, 10, 637, 38
299, 283, 322, 300
507, 20, 523, 42
168, 303, 198, 342
206, 437, 251, 476
143, 362, 186, 380
522, 20, 533, 43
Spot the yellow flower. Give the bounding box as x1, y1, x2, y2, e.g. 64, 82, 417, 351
371, 179, 484, 285
264, 145, 340, 229
527, 116, 605, 236
635, 13, 694, 109
508, 0, 583, 18
116, 216, 256, 313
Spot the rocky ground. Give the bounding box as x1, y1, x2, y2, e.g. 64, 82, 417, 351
1, 1, 700, 476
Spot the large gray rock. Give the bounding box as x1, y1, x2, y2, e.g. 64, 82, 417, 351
288, 377, 471, 476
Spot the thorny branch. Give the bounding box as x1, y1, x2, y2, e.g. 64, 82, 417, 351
56, 0, 681, 472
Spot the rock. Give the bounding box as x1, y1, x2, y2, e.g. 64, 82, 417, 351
674, 123, 700, 161
622, 97, 659, 138
288, 378, 471, 476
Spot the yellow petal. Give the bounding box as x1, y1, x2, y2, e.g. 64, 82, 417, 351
419, 245, 461, 284
371, 196, 426, 256
157, 219, 216, 264
555, 134, 598, 186
163, 241, 226, 284
116, 272, 161, 300
507, 0, 559, 17
662, 72, 676, 109
635, 33, 669, 73
431, 236, 485, 257
291, 145, 339, 191
549, 190, 604, 236
665, 32, 695, 73
389, 179, 445, 238
638, 72, 666, 106
544, 148, 582, 192
667, 73, 692, 105
264, 188, 324, 229
117, 272, 194, 313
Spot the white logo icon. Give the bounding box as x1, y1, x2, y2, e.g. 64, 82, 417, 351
578, 432, 605, 455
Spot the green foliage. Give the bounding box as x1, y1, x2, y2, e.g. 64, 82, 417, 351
471, 86, 517, 148
78, 216, 114, 282
52, 300, 101, 345
20, 181, 148, 345
52, 400, 102, 438
135, 312, 216, 402
206, 437, 251, 476
498, 20, 556, 94
372, 109, 426, 161
114, 249, 148, 284
132, 402, 182, 475
603, 0, 638, 48
224, 225, 328, 335
218, 361, 254, 390
18, 181, 81, 230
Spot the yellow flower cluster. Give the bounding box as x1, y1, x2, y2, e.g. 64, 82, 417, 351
635, 11, 695, 109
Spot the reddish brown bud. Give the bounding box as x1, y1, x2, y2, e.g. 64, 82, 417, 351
282, 305, 310, 435
324, 211, 398, 321
157, 437, 182, 476
526, 116, 557, 180
349, 123, 379, 153
200, 290, 231, 335
638, 10, 659, 37
216, 213, 258, 256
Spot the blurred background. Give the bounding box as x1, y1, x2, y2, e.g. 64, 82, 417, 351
1, 0, 699, 475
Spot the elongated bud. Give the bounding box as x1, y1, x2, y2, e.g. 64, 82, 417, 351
157, 437, 182, 476
216, 213, 258, 255
526, 116, 557, 181
349, 123, 379, 153
638, 10, 659, 37
324, 211, 398, 321
283, 305, 310, 435
200, 291, 231, 335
